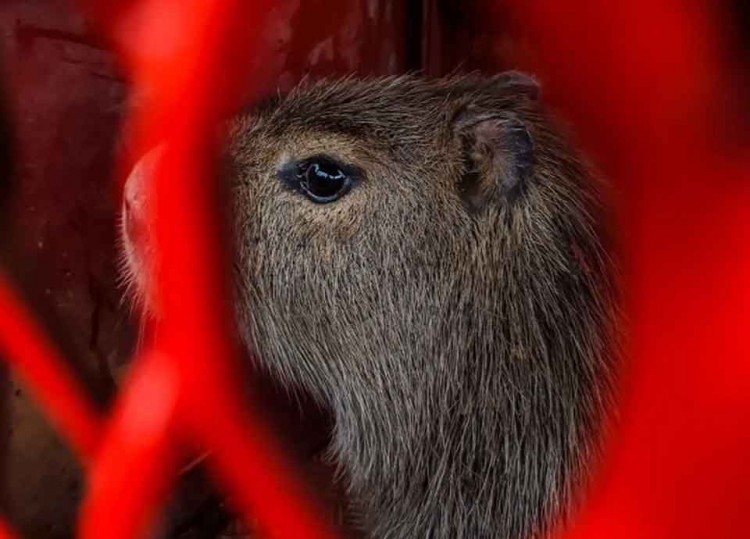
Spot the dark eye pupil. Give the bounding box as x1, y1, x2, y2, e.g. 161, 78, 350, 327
295, 157, 353, 203
303, 162, 346, 199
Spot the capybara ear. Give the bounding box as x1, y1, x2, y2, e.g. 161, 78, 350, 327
452, 105, 535, 210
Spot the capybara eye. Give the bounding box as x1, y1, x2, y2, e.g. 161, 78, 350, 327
298, 156, 353, 203
279, 155, 355, 204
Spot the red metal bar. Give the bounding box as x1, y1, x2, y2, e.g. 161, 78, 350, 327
76, 1, 343, 537
505, 2, 750, 539
78, 350, 180, 539
0, 272, 102, 463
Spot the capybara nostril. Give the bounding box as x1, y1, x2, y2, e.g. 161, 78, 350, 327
123, 187, 146, 248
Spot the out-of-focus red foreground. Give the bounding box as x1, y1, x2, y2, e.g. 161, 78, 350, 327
507, 2, 750, 539
0, 1, 747, 539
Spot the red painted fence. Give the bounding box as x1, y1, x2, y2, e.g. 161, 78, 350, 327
0, 1, 748, 538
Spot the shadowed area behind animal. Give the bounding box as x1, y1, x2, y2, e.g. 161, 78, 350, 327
123, 73, 619, 539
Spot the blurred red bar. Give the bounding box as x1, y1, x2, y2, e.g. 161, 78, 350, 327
0, 520, 20, 539
505, 2, 750, 539
78, 350, 180, 539
77, 0, 342, 537
0, 272, 101, 464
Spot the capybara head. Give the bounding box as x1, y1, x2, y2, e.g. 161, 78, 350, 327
122, 74, 618, 539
